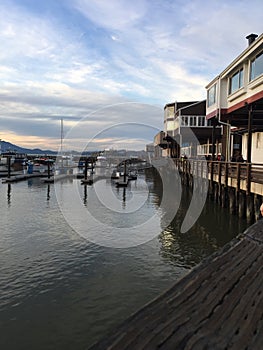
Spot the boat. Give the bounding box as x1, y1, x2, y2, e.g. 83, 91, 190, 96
96, 155, 108, 168
115, 177, 129, 187
111, 169, 120, 180
33, 157, 54, 173
128, 170, 137, 180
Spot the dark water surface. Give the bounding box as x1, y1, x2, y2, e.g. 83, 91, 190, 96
0, 171, 248, 349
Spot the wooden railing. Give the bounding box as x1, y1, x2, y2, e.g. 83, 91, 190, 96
174, 159, 263, 194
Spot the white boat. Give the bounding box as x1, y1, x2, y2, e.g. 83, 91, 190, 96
96, 156, 108, 167
33, 158, 54, 173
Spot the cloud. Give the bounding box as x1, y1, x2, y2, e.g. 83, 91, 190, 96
72, 0, 148, 31
0, 0, 262, 150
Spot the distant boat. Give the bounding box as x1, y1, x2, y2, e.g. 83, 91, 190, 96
111, 170, 120, 180
128, 170, 137, 180
115, 177, 129, 187
33, 157, 54, 173
96, 156, 107, 168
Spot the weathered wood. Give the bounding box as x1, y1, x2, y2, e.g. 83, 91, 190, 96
90, 220, 263, 350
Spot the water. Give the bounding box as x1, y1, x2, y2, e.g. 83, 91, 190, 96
0, 171, 248, 349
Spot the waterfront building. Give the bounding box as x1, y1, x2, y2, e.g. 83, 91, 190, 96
156, 100, 221, 158
152, 131, 168, 158
206, 33, 263, 163
145, 142, 155, 161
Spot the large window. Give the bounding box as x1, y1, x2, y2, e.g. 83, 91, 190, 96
250, 51, 263, 81
207, 84, 216, 107
229, 68, 243, 94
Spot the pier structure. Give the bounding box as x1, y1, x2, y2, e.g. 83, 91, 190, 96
90, 219, 263, 350
175, 158, 263, 222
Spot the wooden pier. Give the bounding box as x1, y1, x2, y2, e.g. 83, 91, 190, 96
175, 159, 263, 222
90, 220, 263, 349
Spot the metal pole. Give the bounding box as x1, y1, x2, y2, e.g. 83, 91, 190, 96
7, 156, 11, 178
124, 160, 127, 182
47, 160, 51, 179
84, 158, 88, 180
247, 104, 253, 163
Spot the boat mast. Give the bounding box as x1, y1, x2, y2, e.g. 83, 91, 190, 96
60, 118, 64, 154
60, 118, 64, 170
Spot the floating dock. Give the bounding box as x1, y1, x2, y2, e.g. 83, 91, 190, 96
115, 178, 129, 187
2, 173, 45, 183
81, 176, 94, 185
90, 220, 263, 349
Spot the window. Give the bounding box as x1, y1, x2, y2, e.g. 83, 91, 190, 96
207, 84, 216, 107
250, 51, 263, 81
229, 68, 243, 94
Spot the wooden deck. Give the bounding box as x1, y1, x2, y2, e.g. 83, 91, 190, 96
90, 220, 263, 350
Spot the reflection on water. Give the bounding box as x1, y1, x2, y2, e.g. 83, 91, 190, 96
0, 170, 248, 350
47, 184, 51, 201
83, 184, 87, 205
7, 183, 11, 206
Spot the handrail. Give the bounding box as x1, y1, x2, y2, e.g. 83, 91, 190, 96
174, 158, 263, 193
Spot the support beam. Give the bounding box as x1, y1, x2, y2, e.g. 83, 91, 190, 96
247, 104, 253, 163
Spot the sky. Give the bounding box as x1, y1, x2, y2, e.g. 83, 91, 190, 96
0, 0, 262, 152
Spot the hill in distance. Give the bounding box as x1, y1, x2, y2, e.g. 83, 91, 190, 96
0, 140, 147, 158
0, 140, 57, 155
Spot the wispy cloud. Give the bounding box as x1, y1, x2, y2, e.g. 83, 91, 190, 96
0, 0, 262, 149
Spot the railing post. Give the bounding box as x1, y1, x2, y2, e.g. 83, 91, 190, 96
222, 161, 229, 207
246, 163, 251, 194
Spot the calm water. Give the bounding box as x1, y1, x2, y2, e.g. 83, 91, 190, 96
0, 170, 248, 349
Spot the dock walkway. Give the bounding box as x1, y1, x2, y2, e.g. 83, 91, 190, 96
90, 220, 263, 349
2, 173, 46, 183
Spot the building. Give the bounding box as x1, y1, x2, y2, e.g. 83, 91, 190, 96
160, 100, 221, 158
152, 131, 168, 158
206, 33, 263, 163
145, 142, 155, 161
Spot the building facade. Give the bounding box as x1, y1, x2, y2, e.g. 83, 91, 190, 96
206, 33, 263, 163
161, 100, 221, 158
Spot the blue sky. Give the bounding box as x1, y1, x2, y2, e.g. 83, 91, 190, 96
0, 0, 262, 151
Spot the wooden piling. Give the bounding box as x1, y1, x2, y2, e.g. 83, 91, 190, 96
246, 193, 254, 224
229, 187, 236, 214
238, 191, 246, 218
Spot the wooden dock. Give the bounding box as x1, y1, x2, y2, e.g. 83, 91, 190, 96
2, 173, 45, 183
115, 178, 129, 187
90, 220, 263, 349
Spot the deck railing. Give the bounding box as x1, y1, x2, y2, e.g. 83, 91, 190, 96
174, 159, 263, 195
